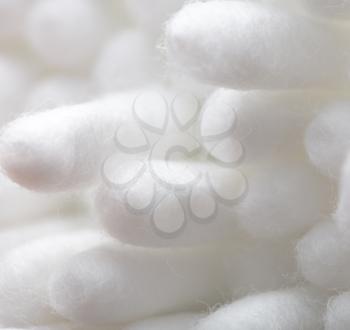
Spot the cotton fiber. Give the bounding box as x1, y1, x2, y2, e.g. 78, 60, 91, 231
236, 161, 331, 239
325, 292, 350, 330
222, 241, 297, 298
296, 221, 350, 290
305, 102, 350, 178
193, 287, 326, 330
26, 0, 106, 70
122, 313, 203, 330
0, 230, 105, 326
166, 1, 349, 89
0, 94, 133, 191
49, 244, 223, 324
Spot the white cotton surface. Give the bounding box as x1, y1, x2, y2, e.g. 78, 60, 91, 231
0, 230, 106, 326
0, 93, 134, 191
193, 287, 326, 330
123, 0, 185, 34
236, 161, 331, 239
336, 154, 350, 235
0, 55, 33, 124
200, 89, 327, 164
94, 30, 156, 92
26, 0, 106, 71
96, 159, 248, 247
25, 76, 92, 112
325, 292, 350, 330
296, 221, 350, 291
223, 241, 297, 298
299, 0, 350, 20
166, 1, 349, 89
121, 313, 203, 330
49, 244, 223, 325
305, 102, 350, 179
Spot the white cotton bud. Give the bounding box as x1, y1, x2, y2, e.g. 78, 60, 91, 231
97, 159, 247, 247
94, 30, 156, 92
166, 1, 349, 89
305, 102, 350, 179
200, 89, 325, 164
124, 0, 185, 34
0, 55, 33, 124
0, 93, 135, 191
0, 230, 105, 326
25, 76, 92, 112
223, 241, 297, 298
121, 313, 203, 330
296, 221, 350, 290
299, 0, 350, 20
236, 161, 331, 239
193, 288, 326, 330
325, 292, 350, 330
49, 244, 223, 325
26, 0, 106, 70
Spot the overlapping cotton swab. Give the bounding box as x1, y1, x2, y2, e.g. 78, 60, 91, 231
49, 244, 223, 324
0, 230, 105, 326
193, 287, 326, 330
166, 1, 349, 89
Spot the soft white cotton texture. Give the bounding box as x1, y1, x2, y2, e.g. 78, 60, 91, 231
296, 221, 350, 290
236, 161, 331, 239
193, 287, 326, 330
0, 230, 105, 326
0, 93, 133, 191
200, 89, 327, 164
325, 292, 350, 330
166, 1, 349, 89
305, 102, 350, 178
49, 244, 223, 324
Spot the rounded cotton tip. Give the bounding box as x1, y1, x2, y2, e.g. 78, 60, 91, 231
49, 244, 221, 324
305, 102, 350, 178
26, 0, 106, 70
0, 230, 104, 326
236, 162, 331, 239
296, 221, 350, 290
193, 288, 325, 330
325, 292, 350, 330
166, 1, 348, 89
